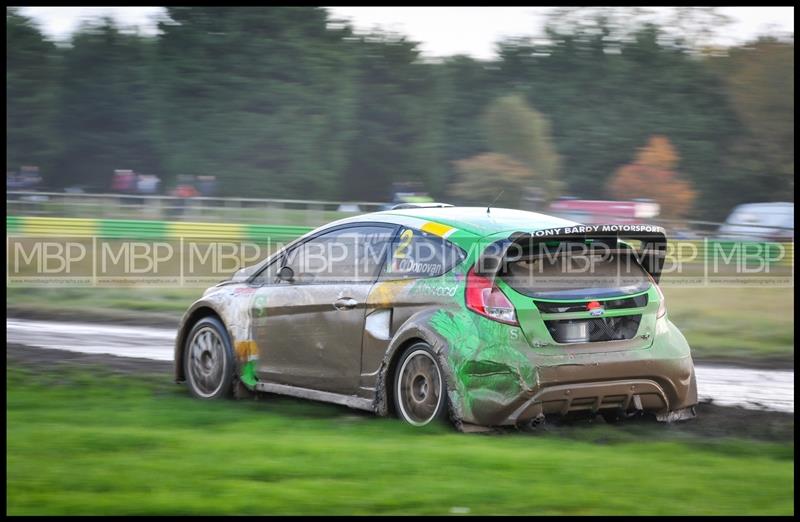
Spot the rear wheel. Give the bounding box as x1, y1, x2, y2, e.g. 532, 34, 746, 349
393, 342, 448, 426
184, 316, 234, 399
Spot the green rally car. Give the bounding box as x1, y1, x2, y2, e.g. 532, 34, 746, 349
174, 205, 697, 430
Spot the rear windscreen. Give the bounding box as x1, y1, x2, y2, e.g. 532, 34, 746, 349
499, 250, 651, 299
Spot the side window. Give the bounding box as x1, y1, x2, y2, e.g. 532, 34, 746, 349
382, 227, 464, 280
280, 226, 395, 284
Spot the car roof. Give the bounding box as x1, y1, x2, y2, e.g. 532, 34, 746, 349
344, 206, 580, 237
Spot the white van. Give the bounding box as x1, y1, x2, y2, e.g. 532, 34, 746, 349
718, 202, 794, 242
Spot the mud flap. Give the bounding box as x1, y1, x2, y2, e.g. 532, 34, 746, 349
233, 377, 256, 400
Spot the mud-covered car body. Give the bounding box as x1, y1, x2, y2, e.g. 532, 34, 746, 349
175, 207, 697, 429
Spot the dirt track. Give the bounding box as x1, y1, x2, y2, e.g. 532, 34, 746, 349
8, 342, 172, 375
6, 343, 794, 442
8, 314, 794, 413
7, 305, 794, 370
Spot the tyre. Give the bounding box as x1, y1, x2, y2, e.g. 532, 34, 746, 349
393, 342, 449, 426
184, 316, 235, 399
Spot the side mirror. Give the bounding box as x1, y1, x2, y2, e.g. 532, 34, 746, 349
278, 265, 295, 283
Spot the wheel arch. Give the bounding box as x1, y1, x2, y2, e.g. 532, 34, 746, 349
174, 304, 223, 383
383, 336, 428, 417
374, 310, 461, 423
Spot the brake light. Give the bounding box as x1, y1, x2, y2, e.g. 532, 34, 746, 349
465, 267, 519, 325
649, 275, 667, 318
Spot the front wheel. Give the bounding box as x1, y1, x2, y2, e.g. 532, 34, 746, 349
184, 316, 234, 399
393, 343, 449, 426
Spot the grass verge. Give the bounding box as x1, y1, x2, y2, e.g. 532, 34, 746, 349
6, 364, 794, 515
663, 286, 794, 362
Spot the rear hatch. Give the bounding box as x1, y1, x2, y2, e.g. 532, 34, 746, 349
477, 225, 666, 352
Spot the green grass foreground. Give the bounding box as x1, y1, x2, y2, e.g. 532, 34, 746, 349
7, 284, 795, 363
6, 366, 794, 515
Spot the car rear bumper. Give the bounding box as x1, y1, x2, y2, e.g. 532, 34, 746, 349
455, 318, 698, 427
463, 356, 697, 426
509, 378, 676, 422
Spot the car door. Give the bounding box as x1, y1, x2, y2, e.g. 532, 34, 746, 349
359, 226, 467, 384
251, 224, 396, 394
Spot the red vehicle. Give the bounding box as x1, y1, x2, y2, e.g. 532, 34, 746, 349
548, 198, 660, 226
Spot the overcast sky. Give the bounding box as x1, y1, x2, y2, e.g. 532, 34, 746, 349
18, 6, 795, 59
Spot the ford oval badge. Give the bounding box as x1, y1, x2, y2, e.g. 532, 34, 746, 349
587, 301, 605, 316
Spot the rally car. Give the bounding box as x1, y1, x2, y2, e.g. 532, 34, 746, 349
174, 206, 697, 430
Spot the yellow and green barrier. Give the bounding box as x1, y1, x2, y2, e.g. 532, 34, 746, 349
6, 216, 313, 244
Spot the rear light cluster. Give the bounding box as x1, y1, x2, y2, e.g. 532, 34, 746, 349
648, 274, 667, 318
654, 283, 667, 318
465, 267, 519, 325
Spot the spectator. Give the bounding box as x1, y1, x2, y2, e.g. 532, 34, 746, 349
136, 174, 161, 196
7, 171, 23, 200
19, 166, 42, 191
7, 171, 22, 190
174, 183, 199, 199
197, 175, 218, 202
168, 177, 200, 218
112, 169, 136, 199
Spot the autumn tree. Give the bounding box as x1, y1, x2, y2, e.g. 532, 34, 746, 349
607, 135, 696, 219
450, 95, 562, 208
451, 153, 536, 209
497, 12, 741, 219
482, 94, 562, 200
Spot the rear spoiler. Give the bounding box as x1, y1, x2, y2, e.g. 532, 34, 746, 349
475, 224, 667, 283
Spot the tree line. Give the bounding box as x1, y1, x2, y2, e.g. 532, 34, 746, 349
6, 7, 794, 220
